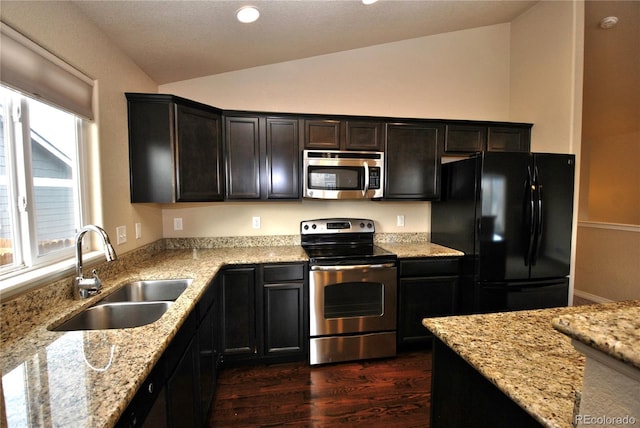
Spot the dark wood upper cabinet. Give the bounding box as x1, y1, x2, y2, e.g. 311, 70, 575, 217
225, 114, 300, 200
304, 118, 383, 151
385, 122, 444, 200
126, 93, 224, 203
265, 118, 300, 199
444, 122, 531, 155
305, 119, 341, 149
487, 126, 531, 152
344, 120, 384, 151
224, 116, 261, 199
444, 124, 487, 153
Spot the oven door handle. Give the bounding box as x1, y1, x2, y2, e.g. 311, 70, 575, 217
310, 263, 395, 271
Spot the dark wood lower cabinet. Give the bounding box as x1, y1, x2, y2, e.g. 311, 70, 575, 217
431, 338, 542, 427
219, 263, 308, 365
166, 335, 199, 428
398, 257, 460, 348
219, 266, 258, 362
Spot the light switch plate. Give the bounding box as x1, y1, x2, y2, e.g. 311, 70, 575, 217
397, 215, 405, 227
252, 216, 261, 229
135, 223, 142, 239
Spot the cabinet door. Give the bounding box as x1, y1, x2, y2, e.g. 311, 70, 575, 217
304, 119, 340, 149
225, 117, 261, 199
264, 283, 305, 357
266, 118, 300, 199
175, 104, 224, 201
128, 99, 175, 203
220, 267, 258, 359
398, 276, 458, 346
487, 126, 531, 152
166, 336, 199, 428
444, 124, 486, 154
385, 122, 443, 199
198, 299, 217, 423
344, 120, 383, 151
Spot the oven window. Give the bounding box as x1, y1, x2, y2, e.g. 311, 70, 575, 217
324, 282, 383, 318
308, 166, 362, 190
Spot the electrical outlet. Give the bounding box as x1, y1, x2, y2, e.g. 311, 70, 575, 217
116, 225, 127, 245
397, 215, 405, 227
252, 216, 261, 229
135, 223, 142, 239
173, 218, 183, 231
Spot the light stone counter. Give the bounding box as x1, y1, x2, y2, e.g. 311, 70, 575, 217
552, 306, 640, 426
378, 241, 464, 259
1, 243, 307, 428
1, 236, 461, 427
423, 300, 640, 428
552, 306, 640, 370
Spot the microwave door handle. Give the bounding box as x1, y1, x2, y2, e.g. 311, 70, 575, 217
363, 161, 369, 197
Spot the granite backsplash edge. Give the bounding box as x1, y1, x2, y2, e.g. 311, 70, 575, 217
0, 233, 429, 336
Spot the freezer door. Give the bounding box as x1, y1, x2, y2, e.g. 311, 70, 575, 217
477, 278, 569, 312
530, 154, 575, 279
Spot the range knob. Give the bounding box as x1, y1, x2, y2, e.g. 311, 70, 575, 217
303, 224, 309, 230
367, 222, 373, 229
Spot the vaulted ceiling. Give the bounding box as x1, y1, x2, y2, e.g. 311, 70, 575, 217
71, 0, 539, 84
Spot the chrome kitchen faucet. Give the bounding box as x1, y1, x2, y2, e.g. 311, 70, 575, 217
73, 225, 118, 299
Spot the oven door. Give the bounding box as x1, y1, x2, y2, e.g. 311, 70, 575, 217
309, 263, 397, 336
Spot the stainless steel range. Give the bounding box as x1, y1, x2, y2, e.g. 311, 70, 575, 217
301, 218, 397, 365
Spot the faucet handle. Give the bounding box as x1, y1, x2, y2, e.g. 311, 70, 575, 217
91, 269, 102, 288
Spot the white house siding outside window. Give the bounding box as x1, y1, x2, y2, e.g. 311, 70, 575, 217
0, 85, 84, 276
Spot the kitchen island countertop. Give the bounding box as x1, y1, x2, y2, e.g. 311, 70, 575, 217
423, 300, 640, 428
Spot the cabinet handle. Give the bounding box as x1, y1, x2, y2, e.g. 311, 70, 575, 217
147, 382, 154, 394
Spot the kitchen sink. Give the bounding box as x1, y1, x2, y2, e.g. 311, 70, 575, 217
99, 279, 192, 303
52, 301, 173, 331
49, 278, 193, 331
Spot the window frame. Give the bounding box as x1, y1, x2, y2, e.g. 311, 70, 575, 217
0, 87, 88, 281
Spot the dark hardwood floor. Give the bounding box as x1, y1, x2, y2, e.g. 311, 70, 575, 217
209, 350, 432, 427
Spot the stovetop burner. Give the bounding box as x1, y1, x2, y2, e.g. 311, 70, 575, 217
300, 218, 396, 264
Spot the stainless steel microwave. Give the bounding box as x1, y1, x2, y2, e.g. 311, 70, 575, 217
303, 150, 384, 199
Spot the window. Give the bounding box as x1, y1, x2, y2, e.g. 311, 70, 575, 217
0, 85, 85, 277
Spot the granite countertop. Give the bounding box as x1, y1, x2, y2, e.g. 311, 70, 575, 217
377, 241, 464, 258
1, 245, 307, 428
423, 300, 640, 428
552, 306, 640, 370
1, 237, 460, 428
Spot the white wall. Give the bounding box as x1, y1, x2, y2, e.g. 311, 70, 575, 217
509, 0, 584, 155
160, 24, 513, 237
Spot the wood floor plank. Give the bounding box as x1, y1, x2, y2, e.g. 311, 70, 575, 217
210, 350, 432, 427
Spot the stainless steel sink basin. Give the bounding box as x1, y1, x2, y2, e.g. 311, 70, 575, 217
52, 301, 173, 331
49, 278, 193, 331
99, 279, 192, 303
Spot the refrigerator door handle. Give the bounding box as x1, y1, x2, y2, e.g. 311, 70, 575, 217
523, 166, 536, 266
532, 165, 543, 265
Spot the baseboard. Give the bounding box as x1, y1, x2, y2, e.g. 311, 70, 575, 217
573, 289, 612, 304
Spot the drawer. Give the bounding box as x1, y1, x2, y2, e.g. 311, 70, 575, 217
263, 263, 305, 282
399, 257, 461, 277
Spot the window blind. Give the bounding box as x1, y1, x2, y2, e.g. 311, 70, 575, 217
0, 22, 94, 120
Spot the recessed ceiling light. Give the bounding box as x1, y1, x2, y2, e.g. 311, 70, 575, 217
237, 6, 260, 24
362, 0, 379, 4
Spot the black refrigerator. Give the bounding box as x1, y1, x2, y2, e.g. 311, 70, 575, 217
431, 152, 575, 313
